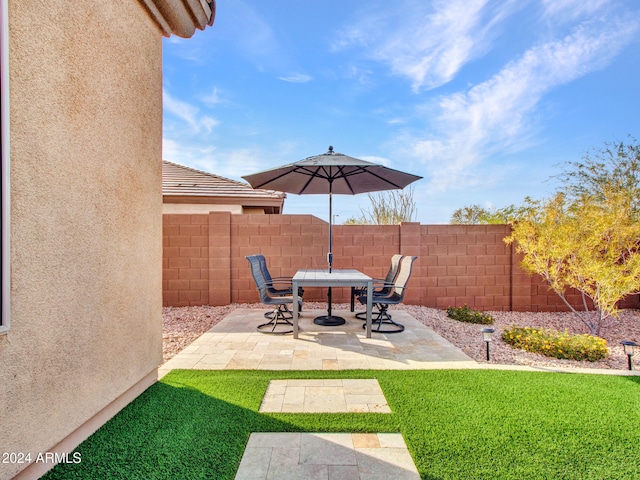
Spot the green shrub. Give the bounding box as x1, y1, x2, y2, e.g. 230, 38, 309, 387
502, 326, 608, 362
446, 305, 494, 325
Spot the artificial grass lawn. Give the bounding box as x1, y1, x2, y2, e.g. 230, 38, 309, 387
44, 370, 640, 479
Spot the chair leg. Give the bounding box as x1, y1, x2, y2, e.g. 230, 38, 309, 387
362, 304, 404, 334
264, 303, 293, 320
264, 297, 302, 318
257, 304, 294, 335
355, 306, 388, 321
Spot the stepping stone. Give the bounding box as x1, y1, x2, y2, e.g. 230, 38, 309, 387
234, 433, 420, 480
259, 379, 391, 413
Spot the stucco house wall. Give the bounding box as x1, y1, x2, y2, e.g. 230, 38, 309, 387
1, 0, 214, 478
163, 203, 245, 214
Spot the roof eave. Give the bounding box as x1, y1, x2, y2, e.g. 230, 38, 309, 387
139, 0, 216, 38
162, 192, 286, 200
163, 195, 285, 208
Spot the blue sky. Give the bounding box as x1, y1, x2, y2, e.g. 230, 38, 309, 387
162, 0, 640, 224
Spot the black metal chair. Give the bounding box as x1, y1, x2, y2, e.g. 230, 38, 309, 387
255, 254, 294, 296
350, 254, 404, 318
253, 254, 303, 320
246, 255, 302, 334
357, 255, 417, 334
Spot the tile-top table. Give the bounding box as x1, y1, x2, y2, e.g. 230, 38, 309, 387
292, 269, 373, 339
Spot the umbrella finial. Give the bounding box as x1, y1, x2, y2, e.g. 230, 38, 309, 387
328, 146, 334, 154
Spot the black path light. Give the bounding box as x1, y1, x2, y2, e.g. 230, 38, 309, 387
621, 340, 638, 371
481, 328, 495, 361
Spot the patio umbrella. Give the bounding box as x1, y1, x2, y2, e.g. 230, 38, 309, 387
242, 146, 422, 325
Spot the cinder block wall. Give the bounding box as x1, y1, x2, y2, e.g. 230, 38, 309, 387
162, 213, 640, 311
231, 214, 340, 303
163, 214, 210, 306
418, 224, 512, 309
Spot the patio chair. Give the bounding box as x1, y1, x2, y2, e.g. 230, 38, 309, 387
246, 255, 302, 334
350, 254, 404, 318
356, 255, 418, 334
253, 254, 303, 320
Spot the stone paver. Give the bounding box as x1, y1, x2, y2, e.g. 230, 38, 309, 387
260, 379, 391, 413
234, 433, 420, 480
159, 308, 475, 377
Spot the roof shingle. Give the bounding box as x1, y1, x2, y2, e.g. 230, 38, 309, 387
162, 160, 285, 200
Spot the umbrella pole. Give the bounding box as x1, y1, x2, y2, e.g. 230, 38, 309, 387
328, 190, 333, 316
313, 180, 345, 326
328, 186, 333, 273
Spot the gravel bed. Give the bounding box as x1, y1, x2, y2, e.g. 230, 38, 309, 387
163, 303, 640, 370
162, 304, 235, 363
403, 305, 640, 370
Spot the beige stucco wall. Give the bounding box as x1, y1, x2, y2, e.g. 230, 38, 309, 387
162, 202, 245, 214
1, 0, 163, 478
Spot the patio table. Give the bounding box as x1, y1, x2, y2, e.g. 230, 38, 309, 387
292, 269, 373, 339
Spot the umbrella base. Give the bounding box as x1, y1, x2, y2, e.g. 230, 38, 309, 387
313, 315, 346, 326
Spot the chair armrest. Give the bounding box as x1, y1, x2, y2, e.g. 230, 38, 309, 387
357, 286, 406, 301
354, 280, 394, 295
266, 280, 304, 297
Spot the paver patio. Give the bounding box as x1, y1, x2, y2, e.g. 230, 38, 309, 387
159, 308, 475, 377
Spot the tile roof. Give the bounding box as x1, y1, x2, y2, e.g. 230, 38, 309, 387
140, 0, 216, 38
162, 160, 285, 200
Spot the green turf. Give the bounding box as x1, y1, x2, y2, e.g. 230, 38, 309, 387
43, 370, 640, 479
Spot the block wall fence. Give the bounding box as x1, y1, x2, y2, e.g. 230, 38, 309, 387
163, 212, 640, 311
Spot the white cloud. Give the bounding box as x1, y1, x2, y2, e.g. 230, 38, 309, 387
200, 87, 224, 107
358, 155, 391, 166
279, 73, 313, 83
163, 138, 215, 162
163, 88, 220, 134
215, 149, 267, 177
403, 16, 639, 191
334, 0, 521, 91
201, 116, 220, 134
541, 0, 610, 21
344, 64, 374, 87
163, 89, 200, 132
162, 138, 272, 182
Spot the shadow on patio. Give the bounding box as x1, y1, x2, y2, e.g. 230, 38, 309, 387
159, 308, 476, 377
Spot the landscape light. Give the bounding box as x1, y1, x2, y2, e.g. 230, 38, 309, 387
621, 340, 638, 371
481, 328, 495, 361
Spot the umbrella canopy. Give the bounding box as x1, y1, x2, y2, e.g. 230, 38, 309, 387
243, 146, 422, 325
242, 146, 422, 195
243, 146, 422, 269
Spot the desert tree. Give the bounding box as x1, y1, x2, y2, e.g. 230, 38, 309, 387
344, 187, 417, 225
450, 204, 490, 224
505, 138, 640, 335
450, 204, 520, 224
554, 137, 640, 214
505, 180, 640, 336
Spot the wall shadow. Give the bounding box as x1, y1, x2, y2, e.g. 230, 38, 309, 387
42, 371, 402, 480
